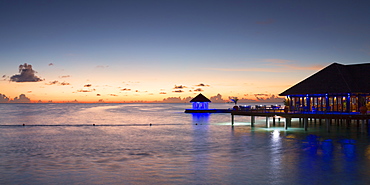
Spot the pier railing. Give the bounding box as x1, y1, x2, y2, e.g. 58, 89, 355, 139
235, 106, 368, 116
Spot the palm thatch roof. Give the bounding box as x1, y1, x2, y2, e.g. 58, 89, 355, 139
279, 63, 370, 96
190, 93, 211, 102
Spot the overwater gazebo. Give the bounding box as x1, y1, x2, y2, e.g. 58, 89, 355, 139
279, 63, 370, 113
190, 93, 211, 110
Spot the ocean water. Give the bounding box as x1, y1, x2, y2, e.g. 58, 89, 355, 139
0, 103, 370, 185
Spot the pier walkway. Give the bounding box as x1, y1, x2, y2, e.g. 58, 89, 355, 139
231, 108, 370, 132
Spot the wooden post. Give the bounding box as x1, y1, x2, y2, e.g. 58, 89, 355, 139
304, 118, 308, 131
326, 119, 330, 133
285, 117, 290, 130
346, 119, 351, 128
361, 119, 365, 133
266, 117, 270, 128
273, 117, 276, 126
231, 114, 234, 126
251, 116, 255, 127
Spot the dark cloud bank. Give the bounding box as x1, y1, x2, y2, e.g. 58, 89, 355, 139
10, 63, 43, 82
0, 94, 31, 103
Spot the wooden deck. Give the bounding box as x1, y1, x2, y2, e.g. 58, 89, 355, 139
232, 109, 370, 119
185, 109, 232, 113
231, 108, 370, 132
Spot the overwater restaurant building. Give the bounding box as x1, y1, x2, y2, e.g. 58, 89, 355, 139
279, 63, 370, 113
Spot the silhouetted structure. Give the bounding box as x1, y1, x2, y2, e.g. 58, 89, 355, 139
190, 93, 211, 110
279, 63, 370, 113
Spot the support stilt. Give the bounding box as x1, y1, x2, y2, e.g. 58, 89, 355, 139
361, 119, 365, 133
285, 117, 290, 130
326, 119, 330, 133
231, 114, 234, 126
304, 118, 308, 131
251, 116, 255, 127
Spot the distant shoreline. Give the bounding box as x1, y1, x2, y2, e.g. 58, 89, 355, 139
0, 102, 284, 104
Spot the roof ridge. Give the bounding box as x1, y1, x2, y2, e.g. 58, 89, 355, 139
190, 93, 211, 102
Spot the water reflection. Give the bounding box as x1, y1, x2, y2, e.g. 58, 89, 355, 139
269, 130, 283, 183
190, 113, 211, 183
191, 113, 210, 125
302, 134, 320, 154
321, 139, 334, 156
340, 139, 356, 159
295, 134, 361, 184
2, 104, 370, 184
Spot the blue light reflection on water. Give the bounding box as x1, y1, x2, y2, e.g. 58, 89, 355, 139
0, 104, 370, 184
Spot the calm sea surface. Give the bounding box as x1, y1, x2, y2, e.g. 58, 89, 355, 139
1, 103, 370, 185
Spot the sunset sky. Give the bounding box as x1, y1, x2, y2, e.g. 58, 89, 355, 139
0, 0, 369, 103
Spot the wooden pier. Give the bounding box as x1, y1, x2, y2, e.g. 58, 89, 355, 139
185, 109, 231, 113
231, 109, 370, 132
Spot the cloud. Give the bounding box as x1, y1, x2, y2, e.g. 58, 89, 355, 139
84, 84, 92, 87
10, 94, 31, 103
97, 94, 101, 96
210, 94, 225, 103
195, 83, 210, 87
173, 90, 184, 93
254, 94, 285, 102
174, 85, 187, 89
60, 82, 70, 85
0, 93, 10, 103
256, 19, 276, 25
48, 63, 54, 66
96, 65, 109, 68
121, 88, 131, 91
194, 88, 203, 92
2, 75, 8, 81
45, 80, 71, 86
59, 75, 70, 78
254, 93, 269, 96
162, 96, 192, 103
159, 92, 167, 94
109, 94, 118, 96
263, 59, 324, 71
45, 80, 59, 85
207, 59, 324, 72
208, 67, 278, 72
77, 89, 95, 92
0, 93, 34, 103
10, 63, 43, 82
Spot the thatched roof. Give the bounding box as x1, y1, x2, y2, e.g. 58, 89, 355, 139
279, 63, 370, 96
190, 93, 211, 102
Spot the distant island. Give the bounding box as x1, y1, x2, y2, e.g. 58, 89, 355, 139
0, 93, 284, 104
